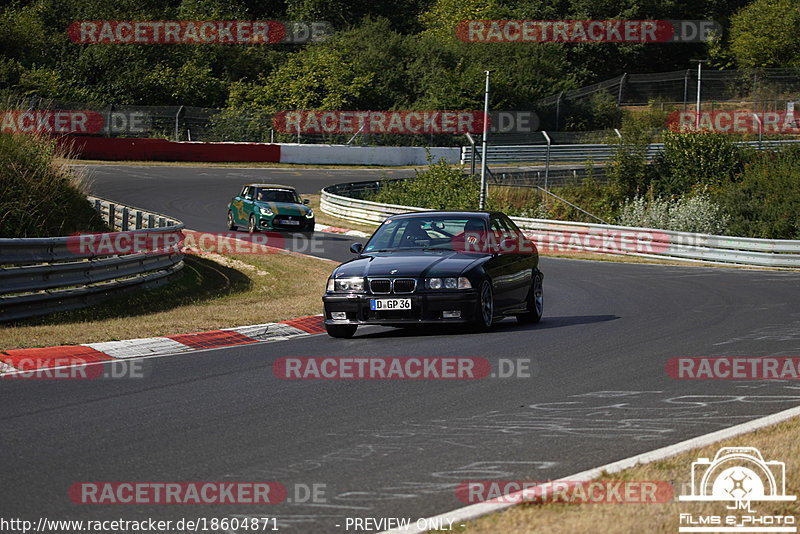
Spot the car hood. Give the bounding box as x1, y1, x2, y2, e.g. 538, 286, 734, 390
333, 250, 485, 278
255, 201, 311, 216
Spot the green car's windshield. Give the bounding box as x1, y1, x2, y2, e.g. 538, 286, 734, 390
363, 216, 486, 252
256, 189, 300, 203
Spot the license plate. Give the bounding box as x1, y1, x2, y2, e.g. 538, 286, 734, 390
278, 219, 300, 225
370, 298, 411, 311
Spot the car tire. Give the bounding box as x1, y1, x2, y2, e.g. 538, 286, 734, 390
248, 215, 257, 234
473, 279, 494, 332
325, 323, 357, 338
517, 270, 543, 324
227, 211, 238, 231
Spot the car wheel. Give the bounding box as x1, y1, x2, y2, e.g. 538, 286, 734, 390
227, 211, 238, 231
473, 279, 494, 332
248, 214, 257, 234
325, 323, 357, 338
517, 271, 543, 324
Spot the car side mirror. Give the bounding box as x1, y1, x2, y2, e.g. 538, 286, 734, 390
303, 198, 310, 205
350, 243, 363, 254
244, 195, 253, 201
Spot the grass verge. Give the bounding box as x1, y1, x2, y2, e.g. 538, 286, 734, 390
0, 250, 336, 350
446, 415, 800, 534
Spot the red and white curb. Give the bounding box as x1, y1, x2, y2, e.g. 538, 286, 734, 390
0, 315, 326, 374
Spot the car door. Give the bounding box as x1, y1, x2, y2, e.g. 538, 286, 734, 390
241, 186, 255, 224
230, 186, 247, 225
500, 214, 535, 307
483, 215, 521, 312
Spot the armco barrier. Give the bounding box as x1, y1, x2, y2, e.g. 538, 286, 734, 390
462, 139, 800, 165
58, 136, 281, 162
320, 181, 800, 268
0, 197, 185, 322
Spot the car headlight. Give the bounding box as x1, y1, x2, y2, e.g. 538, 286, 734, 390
328, 276, 365, 292
259, 207, 273, 216
305, 209, 314, 219
426, 277, 472, 289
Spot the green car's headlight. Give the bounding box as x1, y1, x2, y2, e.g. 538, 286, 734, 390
259, 207, 273, 216
327, 277, 365, 292
305, 209, 314, 219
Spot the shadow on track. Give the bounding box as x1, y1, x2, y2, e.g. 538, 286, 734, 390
352, 314, 619, 339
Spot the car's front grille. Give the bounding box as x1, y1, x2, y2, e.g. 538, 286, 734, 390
370, 279, 391, 294
393, 279, 416, 294
273, 215, 303, 228
368, 278, 417, 294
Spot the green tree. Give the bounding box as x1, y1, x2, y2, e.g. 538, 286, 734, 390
727, 0, 800, 68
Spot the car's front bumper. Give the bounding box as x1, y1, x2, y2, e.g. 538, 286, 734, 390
258, 215, 315, 231
322, 291, 480, 325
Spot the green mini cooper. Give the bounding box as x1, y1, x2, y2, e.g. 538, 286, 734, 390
227, 183, 315, 233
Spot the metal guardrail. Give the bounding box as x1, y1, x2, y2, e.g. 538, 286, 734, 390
0, 197, 185, 322
461, 139, 800, 164
320, 181, 800, 268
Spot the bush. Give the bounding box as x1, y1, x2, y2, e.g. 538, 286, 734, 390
0, 132, 107, 237
651, 131, 744, 196
617, 190, 730, 234
717, 146, 800, 239
605, 118, 655, 198
368, 154, 479, 209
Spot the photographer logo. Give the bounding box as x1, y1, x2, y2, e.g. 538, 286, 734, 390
678, 446, 796, 532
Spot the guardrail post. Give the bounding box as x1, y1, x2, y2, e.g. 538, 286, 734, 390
108, 203, 116, 229
135, 211, 143, 230
159, 217, 166, 228
94, 199, 101, 213
175, 105, 184, 141
542, 131, 551, 192
121, 207, 129, 231
148, 214, 155, 228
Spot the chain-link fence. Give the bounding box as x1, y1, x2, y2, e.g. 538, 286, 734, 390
535, 68, 800, 131
9, 69, 800, 146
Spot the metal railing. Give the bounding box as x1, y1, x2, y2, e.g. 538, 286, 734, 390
320, 181, 800, 269
0, 198, 185, 322
461, 139, 800, 165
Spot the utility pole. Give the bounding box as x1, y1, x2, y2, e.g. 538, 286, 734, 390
479, 70, 493, 210
690, 59, 709, 130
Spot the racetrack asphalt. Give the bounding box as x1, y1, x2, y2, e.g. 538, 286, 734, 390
2, 165, 798, 533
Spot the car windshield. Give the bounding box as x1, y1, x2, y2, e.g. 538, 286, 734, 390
363, 216, 487, 252
256, 189, 299, 203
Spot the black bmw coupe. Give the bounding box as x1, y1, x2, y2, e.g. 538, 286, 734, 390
322, 211, 543, 338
